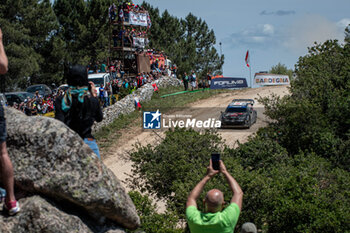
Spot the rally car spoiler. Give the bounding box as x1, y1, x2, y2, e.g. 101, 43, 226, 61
231, 99, 255, 105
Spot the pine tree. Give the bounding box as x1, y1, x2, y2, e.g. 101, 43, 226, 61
345, 24, 350, 44
142, 4, 223, 79
269, 62, 293, 78
53, 0, 88, 64
0, 0, 63, 90
182, 13, 223, 77
85, 0, 113, 63
54, 0, 113, 65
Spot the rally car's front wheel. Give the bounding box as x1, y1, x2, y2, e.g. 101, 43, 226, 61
245, 117, 251, 129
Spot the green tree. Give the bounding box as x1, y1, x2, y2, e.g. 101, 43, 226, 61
27, 0, 65, 85
236, 151, 349, 233
127, 191, 182, 233
260, 39, 350, 170
182, 13, 223, 77
129, 129, 350, 232
53, 0, 114, 65
142, 3, 223, 78
345, 24, 350, 44
129, 128, 224, 215
269, 62, 293, 79
0, 0, 63, 90
84, 0, 113, 63
53, 0, 88, 64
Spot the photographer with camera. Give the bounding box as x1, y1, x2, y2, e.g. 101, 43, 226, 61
55, 64, 103, 159
186, 157, 243, 233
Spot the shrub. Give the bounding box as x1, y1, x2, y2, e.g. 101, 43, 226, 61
225, 135, 289, 171
129, 128, 224, 216
237, 153, 350, 232
258, 40, 350, 170
127, 191, 182, 233
127, 35, 350, 233
129, 129, 350, 232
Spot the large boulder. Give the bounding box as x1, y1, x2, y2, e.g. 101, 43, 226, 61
0, 196, 93, 233
2, 107, 140, 230
0, 196, 127, 233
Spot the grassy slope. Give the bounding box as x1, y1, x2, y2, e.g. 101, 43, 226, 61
95, 86, 233, 150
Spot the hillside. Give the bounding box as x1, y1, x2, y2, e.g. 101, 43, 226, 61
102, 85, 289, 212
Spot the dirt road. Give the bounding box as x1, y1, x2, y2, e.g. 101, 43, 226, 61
102, 85, 289, 211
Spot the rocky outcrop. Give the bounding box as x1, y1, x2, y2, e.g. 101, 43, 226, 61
0, 196, 93, 233
0, 107, 140, 232
0, 196, 127, 233
93, 75, 181, 133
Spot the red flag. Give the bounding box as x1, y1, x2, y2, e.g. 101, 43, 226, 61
245, 50, 250, 68
134, 97, 141, 110
152, 83, 159, 92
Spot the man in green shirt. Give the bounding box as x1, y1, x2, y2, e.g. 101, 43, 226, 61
186, 159, 243, 233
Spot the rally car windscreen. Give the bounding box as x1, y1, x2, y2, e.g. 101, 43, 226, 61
226, 107, 247, 113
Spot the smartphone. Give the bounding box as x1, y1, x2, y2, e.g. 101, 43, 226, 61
211, 153, 220, 170
88, 82, 92, 93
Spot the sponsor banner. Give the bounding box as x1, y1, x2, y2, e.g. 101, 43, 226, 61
254, 74, 290, 86
210, 77, 248, 89
129, 12, 149, 27
133, 37, 148, 48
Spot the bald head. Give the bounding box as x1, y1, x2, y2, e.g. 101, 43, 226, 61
205, 189, 224, 213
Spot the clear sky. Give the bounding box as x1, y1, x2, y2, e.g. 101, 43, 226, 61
133, 0, 350, 83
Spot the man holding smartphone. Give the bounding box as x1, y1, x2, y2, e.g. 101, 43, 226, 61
186, 158, 243, 233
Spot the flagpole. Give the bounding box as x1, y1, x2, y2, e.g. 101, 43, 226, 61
245, 50, 252, 88
250, 66, 252, 88
219, 42, 223, 75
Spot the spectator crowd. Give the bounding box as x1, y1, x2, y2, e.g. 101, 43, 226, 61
182, 70, 213, 91
11, 91, 56, 116
109, 2, 151, 50
109, 2, 151, 26
7, 61, 213, 116
7, 57, 177, 115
